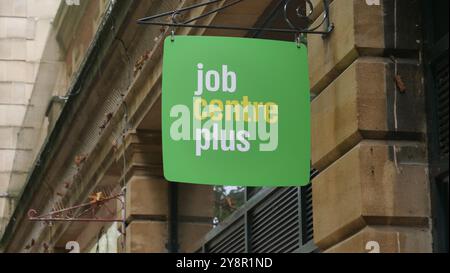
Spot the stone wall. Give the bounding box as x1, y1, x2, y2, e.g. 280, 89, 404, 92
309, 0, 432, 253
0, 0, 60, 238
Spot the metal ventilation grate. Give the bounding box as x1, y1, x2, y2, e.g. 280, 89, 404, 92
301, 184, 314, 243
250, 187, 300, 253
435, 55, 449, 158
197, 170, 319, 253
206, 217, 246, 253
198, 182, 316, 253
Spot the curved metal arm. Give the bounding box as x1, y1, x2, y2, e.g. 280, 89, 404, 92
284, 0, 334, 35
137, 0, 334, 36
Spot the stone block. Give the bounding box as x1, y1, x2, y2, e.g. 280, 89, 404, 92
27, 0, 60, 18
0, 17, 27, 39
308, 0, 421, 94
311, 57, 425, 171
0, 83, 31, 105
0, 60, 37, 83
312, 141, 430, 250
0, 173, 11, 192
0, 39, 27, 61
0, 0, 27, 17
0, 149, 15, 172
126, 175, 168, 220
125, 221, 167, 253
0, 127, 19, 149
179, 222, 213, 253
178, 183, 214, 219
325, 226, 432, 253
0, 104, 27, 126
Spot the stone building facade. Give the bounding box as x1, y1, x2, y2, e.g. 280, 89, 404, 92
0, 0, 447, 253
0, 0, 60, 238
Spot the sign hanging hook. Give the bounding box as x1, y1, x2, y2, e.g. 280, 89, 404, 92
295, 33, 302, 48
170, 9, 181, 42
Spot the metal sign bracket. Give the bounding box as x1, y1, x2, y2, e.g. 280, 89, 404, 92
137, 0, 334, 38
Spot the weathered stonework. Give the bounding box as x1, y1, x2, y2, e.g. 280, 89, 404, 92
0, 0, 59, 239
313, 141, 430, 250
312, 57, 426, 171
1, 0, 434, 254
126, 176, 168, 221
325, 226, 432, 253
308, 0, 420, 95
126, 221, 168, 253
309, 0, 431, 253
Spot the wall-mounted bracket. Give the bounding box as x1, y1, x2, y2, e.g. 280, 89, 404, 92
28, 190, 124, 223
137, 0, 334, 37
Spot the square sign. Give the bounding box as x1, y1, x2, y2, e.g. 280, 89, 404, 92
162, 36, 310, 186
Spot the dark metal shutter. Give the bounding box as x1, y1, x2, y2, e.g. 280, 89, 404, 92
198, 183, 316, 253
430, 52, 449, 252
250, 187, 300, 253
423, 0, 449, 253
301, 184, 314, 244
205, 217, 246, 253
434, 55, 449, 158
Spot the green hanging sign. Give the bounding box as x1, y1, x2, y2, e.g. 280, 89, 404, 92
162, 36, 310, 186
